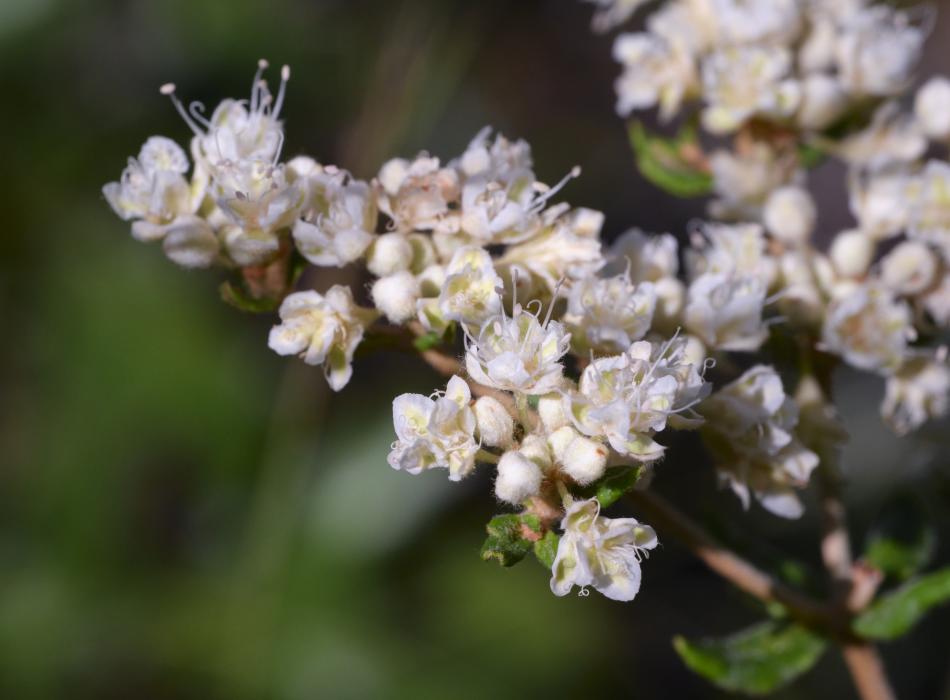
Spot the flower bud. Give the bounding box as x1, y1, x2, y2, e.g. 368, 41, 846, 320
518, 434, 553, 471
474, 396, 515, 448
495, 450, 543, 505
371, 271, 420, 323
652, 277, 685, 331
797, 74, 847, 131
880, 241, 938, 295
547, 425, 581, 463
538, 393, 569, 432
764, 186, 816, 246
162, 217, 219, 268
560, 435, 608, 485
367, 232, 413, 277
915, 76, 950, 141
681, 335, 707, 367
829, 230, 874, 278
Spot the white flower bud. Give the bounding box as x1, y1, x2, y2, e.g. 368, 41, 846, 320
652, 277, 685, 330
763, 186, 816, 246
538, 393, 569, 433
797, 74, 848, 131
560, 435, 608, 486
371, 271, 420, 323
880, 241, 939, 295
161, 217, 219, 268
495, 450, 543, 504
547, 425, 582, 463
474, 396, 515, 448
914, 76, 950, 142
829, 230, 874, 278
518, 434, 553, 471
681, 335, 707, 367
367, 232, 413, 277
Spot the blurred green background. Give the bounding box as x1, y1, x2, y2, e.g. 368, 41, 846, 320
2, 0, 950, 697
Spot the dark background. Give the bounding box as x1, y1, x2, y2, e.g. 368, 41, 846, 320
1, 0, 949, 697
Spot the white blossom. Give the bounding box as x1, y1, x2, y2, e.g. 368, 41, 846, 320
701, 365, 819, 519
685, 273, 768, 351
763, 186, 816, 246
160, 216, 219, 268
880, 241, 939, 296
267, 286, 377, 390
607, 229, 679, 282
796, 74, 848, 131
371, 271, 420, 324
563, 272, 656, 355
293, 176, 376, 267
708, 142, 801, 221
915, 76, 950, 142
388, 375, 478, 481
709, 0, 802, 47
834, 103, 926, 172
906, 161, 950, 257
551, 498, 658, 602
613, 32, 698, 121
882, 357, 950, 435
495, 450, 544, 504
687, 222, 774, 286
375, 154, 460, 233
829, 229, 874, 279
212, 159, 302, 235
438, 247, 503, 329
848, 169, 912, 241
822, 283, 913, 375
474, 396, 515, 449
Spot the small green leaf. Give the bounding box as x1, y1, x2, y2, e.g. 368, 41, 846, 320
673, 621, 827, 696
412, 331, 443, 351
480, 514, 533, 567
628, 120, 713, 198
219, 280, 280, 313
533, 531, 559, 570
853, 568, 950, 641
580, 465, 643, 508
863, 495, 935, 581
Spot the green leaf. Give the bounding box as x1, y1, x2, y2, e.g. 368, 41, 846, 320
853, 568, 950, 641
480, 514, 534, 567
579, 465, 643, 508
673, 621, 827, 696
863, 495, 935, 581
627, 120, 713, 198
533, 531, 559, 570
412, 331, 444, 352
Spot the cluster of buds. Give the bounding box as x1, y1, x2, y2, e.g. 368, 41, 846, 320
104, 0, 950, 603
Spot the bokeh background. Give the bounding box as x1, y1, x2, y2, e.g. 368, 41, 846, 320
2, 0, 950, 697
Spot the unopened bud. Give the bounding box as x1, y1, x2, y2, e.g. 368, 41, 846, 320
367, 232, 413, 276
830, 230, 874, 278
764, 186, 816, 246
538, 393, 569, 432
915, 76, 950, 142
495, 451, 543, 505
560, 435, 608, 485
474, 396, 515, 448
881, 241, 938, 295
371, 271, 420, 323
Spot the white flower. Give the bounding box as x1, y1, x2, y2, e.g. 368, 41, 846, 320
495, 450, 543, 504
763, 186, 816, 246
583, 0, 650, 33
687, 222, 774, 286
438, 247, 503, 329
388, 376, 478, 481
465, 304, 570, 395
103, 136, 199, 241
835, 5, 925, 97
221, 225, 280, 267
880, 241, 938, 296
607, 229, 679, 282
906, 160, 950, 257
375, 154, 460, 233
367, 232, 414, 277
881, 357, 950, 435
701, 366, 819, 519
848, 169, 912, 240
371, 272, 420, 324
685, 273, 768, 351
915, 76, 950, 142
567, 338, 708, 460
647, 0, 717, 55
796, 74, 849, 131
548, 427, 609, 485
292, 177, 376, 267
708, 141, 801, 221
212, 159, 302, 234
453, 127, 534, 183
613, 32, 698, 121
829, 229, 874, 279
267, 286, 377, 390
551, 498, 658, 602
709, 0, 802, 47
161, 216, 220, 268
834, 102, 926, 172
563, 272, 656, 355
701, 46, 800, 134
474, 396, 515, 449
822, 283, 913, 375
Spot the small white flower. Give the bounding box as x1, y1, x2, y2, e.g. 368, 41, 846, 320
551, 498, 658, 602
371, 271, 420, 324
687, 222, 774, 287
268, 286, 377, 390
701, 366, 819, 519
906, 160, 950, 258
709, 0, 802, 47
567, 338, 708, 460
829, 229, 875, 279
835, 5, 925, 97
583, 0, 650, 33
834, 102, 926, 172
607, 229, 679, 282
848, 169, 912, 241
822, 283, 914, 375
161, 216, 220, 268
881, 357, 950, 435
453, 127, 533, 184
613, 32, 698, 121
293, 176, 376, 267
708, 141, 801, 221
880, 241, 939, 296
222, 225, 281, 267
438, 247, 503, 329
367, 232, 414, 277
701, 46, 800, 134
564, 272, 656, 355
495, 450, 543, 504
684, 273, 768, 352
388, 376, 478, 481
375, 154, 460, 233
763, 186, 816, 246
915, 76, 950, 142
465, 303, 570, 395
796, 73, 849, 131
474, 396, 515, 449
212, 159, 303, 234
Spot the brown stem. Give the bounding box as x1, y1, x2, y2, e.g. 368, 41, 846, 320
841, 645, 897, 700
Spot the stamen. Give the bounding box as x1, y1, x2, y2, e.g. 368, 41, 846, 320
251, 59, 269, 111
272, 65, 290, 118
188, 101, 212, 129
160, 83, 204, 137
529, 166, 582, 213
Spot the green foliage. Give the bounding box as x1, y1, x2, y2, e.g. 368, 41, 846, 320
853, 568, 950, 641
863, 495, 935, 581
412, 331, 444, 351
580, 465, 643, 508
481, 514, 538, 567
673, 621, 827, 696
627, 120, 714, 198
533, 531, 560, 570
